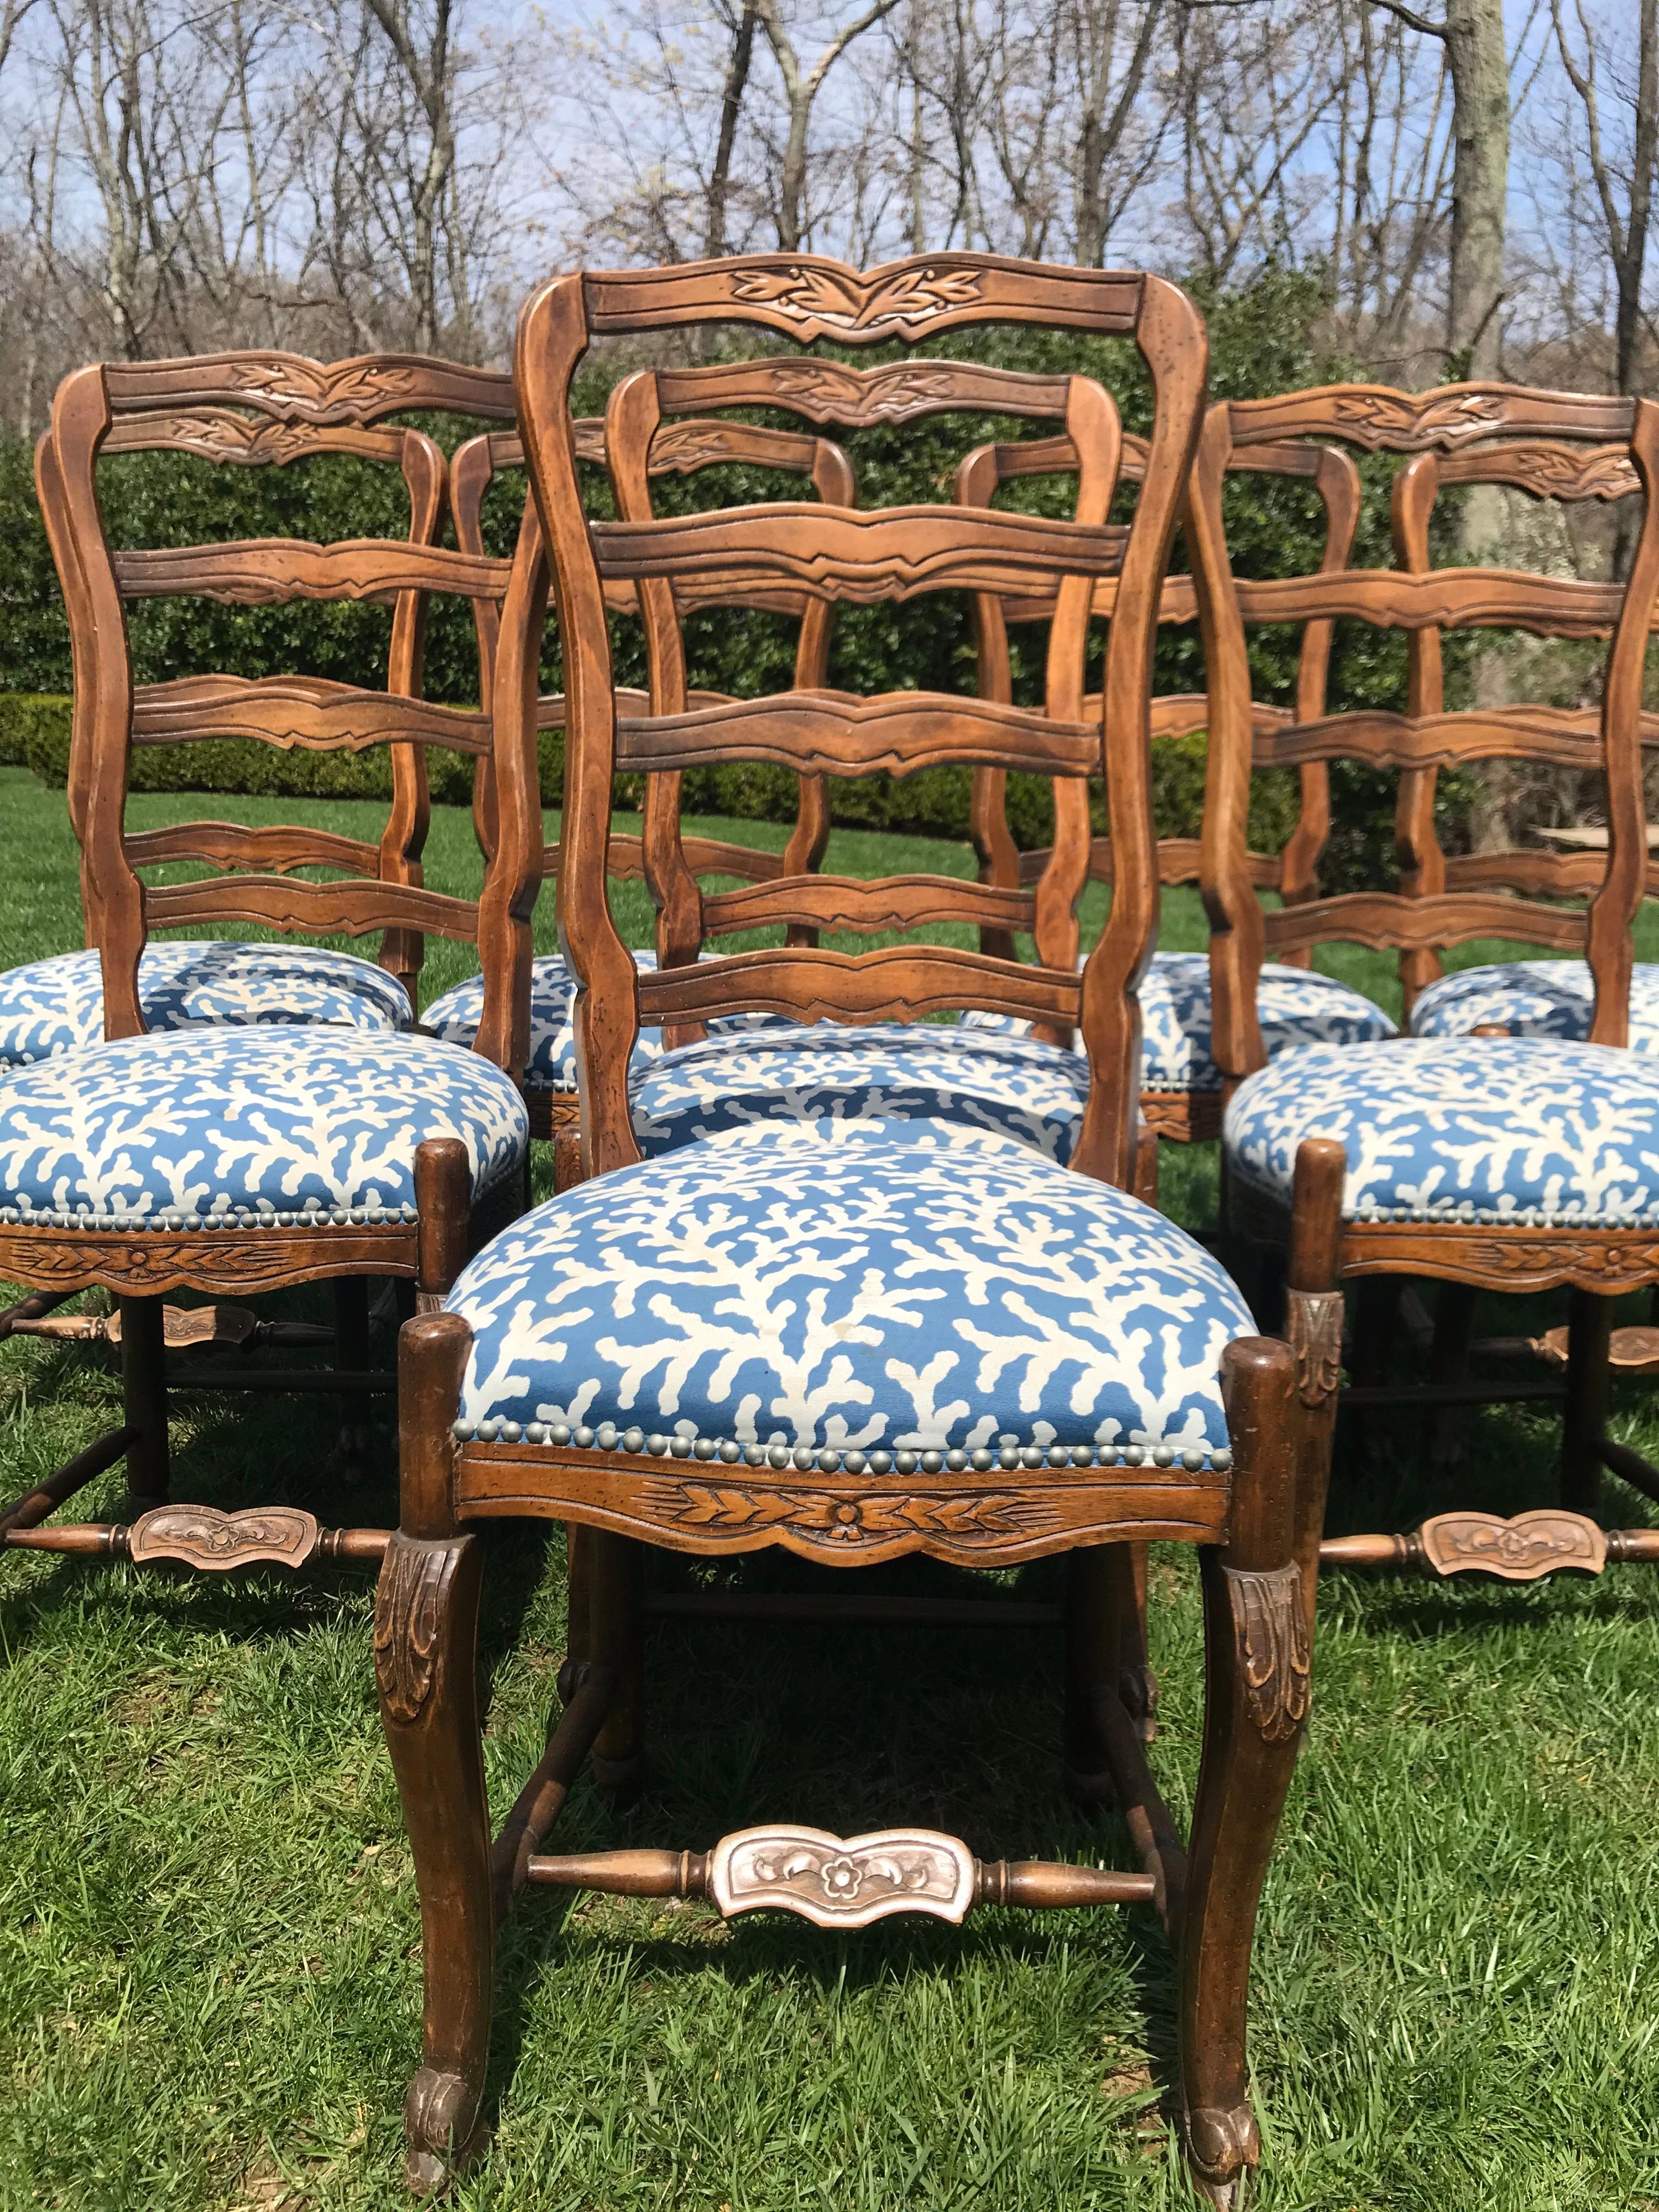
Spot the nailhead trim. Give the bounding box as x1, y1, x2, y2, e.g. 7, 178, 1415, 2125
0, 1196, 426, 1229
1342, 1198, 1659, 1227
449, 1420, 1235, 1472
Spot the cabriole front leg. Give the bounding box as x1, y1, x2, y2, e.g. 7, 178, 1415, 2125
376, 1528, 492, 2195
1180, 1338, 1310, 2209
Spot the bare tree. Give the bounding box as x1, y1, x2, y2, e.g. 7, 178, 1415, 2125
750, 0, 905, 249
1550, 0, 1658, 398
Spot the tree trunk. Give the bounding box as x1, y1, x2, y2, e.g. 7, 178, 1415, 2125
706, 2, 756, 258
1442, 0, 1507, 378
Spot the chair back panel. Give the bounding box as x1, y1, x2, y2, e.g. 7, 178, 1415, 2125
515, 252, 1207, 1187
1185, 380, 1659, 1068
962, 424, 1360, 966
38, 349, 544, 1061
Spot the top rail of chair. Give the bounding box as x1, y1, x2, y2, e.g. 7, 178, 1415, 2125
98, 350, 517, 424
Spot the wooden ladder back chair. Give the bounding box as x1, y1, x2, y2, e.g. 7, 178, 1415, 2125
960, 422, 1381, 1142
33, 352, 518, 1029
1189, 379, 1659, 1597
437, 396, 857, 1138
375, 253, 1343, 2209
0, 351, 546, 1590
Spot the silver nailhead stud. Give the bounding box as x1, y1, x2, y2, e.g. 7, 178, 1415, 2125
1212, 1449, 1233, 1472
842, 1451, 867, 1475
623, 1428, 645, 1454
1019, 1446, 1043, 1469
743, 1443, 765, 1466
502, 1422, 521, 1443
526, 1423, 547, 1444
1152, 1446, 1175, 1468
792, 1446, 815, 1470
1046, 1446, 1069, 1469
895, 1451, 918, 1475
1071, 1446, 1094, 1468
597, 1424, 618, 1449
1124, 1446, 1145, 1467
453, 1421, 476, 1441
1181, 1448, 1204, 1471
549, 1422, 572, 1446
817, 1448, 841, 1473
868, 1451, 893, 1474
669, 1436, 692, 1458
945, 1450, 968, 1472
648, 1434, 669, 1456
768, 1444, 790, 1468
718, 1441, 742, 1464
998, 1447, 1020, 1470
692, 1438, 716, 1460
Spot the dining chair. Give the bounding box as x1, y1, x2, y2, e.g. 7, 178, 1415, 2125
374, 251, 1341, 2209
1192, 378, 1659, 1584
0, 348, 545, 1577
14, 350, 517, 1060
427, 398, 852, 1148
958, 423, 1394, 1142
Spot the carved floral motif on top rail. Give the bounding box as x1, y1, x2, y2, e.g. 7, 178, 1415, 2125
729, 263, 985, 337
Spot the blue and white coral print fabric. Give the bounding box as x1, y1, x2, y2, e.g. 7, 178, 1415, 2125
424, 950, 666, 1092
0, 1027, 526, 1224
962, 950, 1394, 1091
630, 1022, 1092, 1163
1409, 960, 1659, 1051
0, 942, 413, 1067
445, 1123, 1253, 1460
1225, 1036, 1659, 1224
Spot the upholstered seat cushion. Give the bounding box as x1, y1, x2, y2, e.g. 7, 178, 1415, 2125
630, 1023, 1092, 1162
1224, 1036, 1659, 1224
0, 941, 414, 1067
445, 1121, 1251, 1462
424, 950, 666, 1091
0, 1027, 526, 1225
962, 950, 1395, 1090
1409, 960, 1659, 1050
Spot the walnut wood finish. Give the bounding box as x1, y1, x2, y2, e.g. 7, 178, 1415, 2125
11, 351, 542, 1597
1194, 383, 1659, 1568
1192, 381, 1659, 1057
522, 257, 1205, 1187
38, 348, 525, 1020
452, 393, 848, 952
371, 256, 1343, 2208
961, 422, 1360, 1136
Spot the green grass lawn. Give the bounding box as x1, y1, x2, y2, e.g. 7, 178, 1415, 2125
4, 767, 1659, 2210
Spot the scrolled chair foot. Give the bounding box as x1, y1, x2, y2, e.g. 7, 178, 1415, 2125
1184, 2100, 1260, 2206
404, 2065, 489, 2197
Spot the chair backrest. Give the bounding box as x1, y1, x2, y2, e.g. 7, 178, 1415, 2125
452, 395, 854, 917
516, 253, 1208, 1187
1186, 382, 1659, 1074
1390, 432, 1659, 1010
959, 426, 1360, 965
38, 349, 543, 1068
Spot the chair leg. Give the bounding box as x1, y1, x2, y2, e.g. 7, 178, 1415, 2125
379, 1310, 493, 2196
1119, 1543, 1157, 1741
1562, 1287, 1611, 1516
557, 1523, 593, 1705
118, 1293, 170, 1504
1425, 1281, 1478, 1469
1180, 1338, 1307, 2210
333, 1277, 373, 1473
588, 1530, 645, 1797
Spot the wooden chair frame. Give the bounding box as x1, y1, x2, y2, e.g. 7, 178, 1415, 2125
374, 253, 1338, 2208
962, 424, 1361, 1141
1191, 378, 1659, 1589
1, 349, 545, 1585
